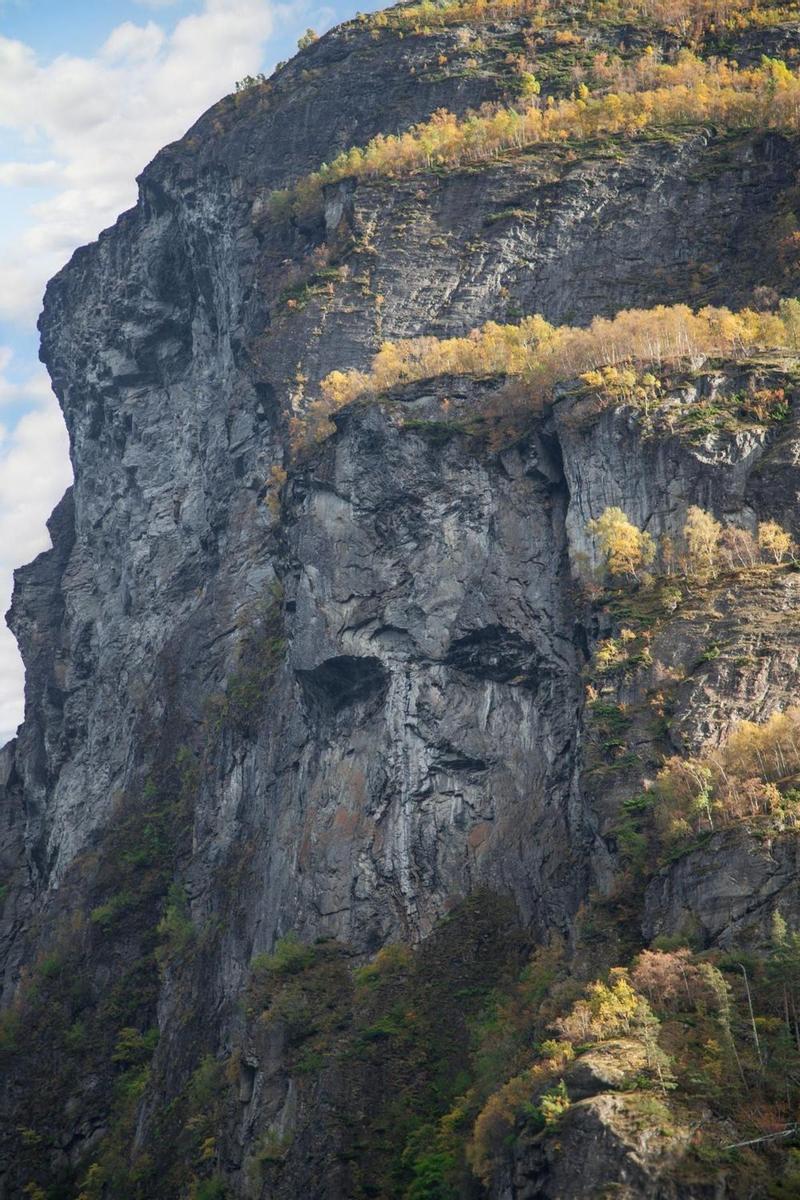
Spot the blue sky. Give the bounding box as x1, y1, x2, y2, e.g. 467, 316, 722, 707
0, 0, 380, 743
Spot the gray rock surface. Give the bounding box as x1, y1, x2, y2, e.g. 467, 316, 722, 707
2, 5, 800, 1196
497, 1093, 699, 1200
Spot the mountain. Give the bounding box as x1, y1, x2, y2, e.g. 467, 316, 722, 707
4, 1, 800, 1196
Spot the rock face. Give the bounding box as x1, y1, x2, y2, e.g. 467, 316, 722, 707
4, 6, 800, 1199
499, 1092, 697, 1200
282, 395, 589, 947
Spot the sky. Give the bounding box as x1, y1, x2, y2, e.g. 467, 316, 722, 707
0, 0, 382, 747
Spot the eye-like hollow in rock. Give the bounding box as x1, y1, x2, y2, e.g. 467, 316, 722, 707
297, 654, 389, 713
444, 624, 541, 689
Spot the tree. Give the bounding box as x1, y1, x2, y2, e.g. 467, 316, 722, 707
652, 756, 715, 840
235, 73, 267, 92
297, 27, 319, 49
538, 1080, 570, 1124
554, 969, 643, 1040
722, 706, 800, 783
309, 299, 800, 460
552, 969, 674, 1091
683, 505, 722, 576
587, 506, 656, 581
758, 519, 794, 563
720, 526, 759, 569
696, 961, 747, 1087
632, 948, 700, 1010
278, 52, 800, 221
780, 297, 800, 348
768, 912, 800, 1053
651, 706, 800, 844
518, 71, 541, 98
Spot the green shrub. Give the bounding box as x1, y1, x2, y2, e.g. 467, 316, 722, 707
234, 74, 266, 92
111, 1026, 159, 1066
538, 1079, 570, 1124
194, 1178, 227, 1200
404, 1149, 458, 1200
36, 954, 64, 980
251, 934, 315, 978
91, 890, 135, 929
156, 884, 194, 961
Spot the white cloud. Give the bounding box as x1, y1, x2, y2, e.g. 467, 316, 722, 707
0, 358, 51, 409
101, 21, 167, 63
0, 0, 278, 322
0, 354, 71, 746
0, 160, 63, 188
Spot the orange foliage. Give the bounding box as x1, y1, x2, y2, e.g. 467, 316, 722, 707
652, 706, 800, 843
271, 55, 800, 220
596, 0, 800, 33
467, 1043, 573, 1184
366, 0, 799, 38
369, 0, 553, 33
289, 301, 798, 453
631, 948, 719, 1010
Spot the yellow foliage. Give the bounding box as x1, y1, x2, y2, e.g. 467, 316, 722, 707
318, 302, 797, 413
554, 28, 584, 43
552, 968, 649, 1041
581, 364, 662, 411
266, 464, 287, 518
553, 969, 673, 1089
720, 525, 759, 569
594, 638, 623, 671
647, 0, 800, 34
469, 960, 676, 1185
723, 707, 800, 783
652, 706, 800, 842
373, 0, 552, 34
468, 1041, 573, 1184
519, 71, 542, 97
76, 1164, 104, 1200
683, 505, 722, 575
587, 506, 657, 580
368, 0, 800, 39
273, 54, 800, 220
200, 1136, 217, 1161
652, 757, 716, 841
758, 519, 794, 563
468, 1067, 538, 1183
293, 301, 800, 454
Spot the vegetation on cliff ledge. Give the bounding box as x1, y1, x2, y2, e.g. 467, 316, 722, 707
366, 0, 800, 37
289, 299, 800, 450
8, 0, 800, 1194
270, 52, 800, 220
226, 899, 800, 1197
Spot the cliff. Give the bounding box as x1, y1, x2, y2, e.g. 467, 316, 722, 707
3, 2, 800, 1197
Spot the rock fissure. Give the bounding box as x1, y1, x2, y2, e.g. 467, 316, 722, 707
5, 6, 800, 1196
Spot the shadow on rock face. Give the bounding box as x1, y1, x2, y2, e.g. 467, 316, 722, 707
296, 654, 389, 716
444, 624, 541, 690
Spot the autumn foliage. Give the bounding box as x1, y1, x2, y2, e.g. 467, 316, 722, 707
586, 499, 795, 584
651, 705, 800, 843
468, 966, 673, 1183
587, 507, 656, 581
301, 300, 800, 452
366, 0, 799, 39
270, 53, 800, 220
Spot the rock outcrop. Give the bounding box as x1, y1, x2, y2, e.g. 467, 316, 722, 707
3, 4, 800, 1198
